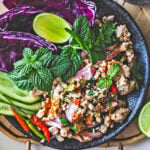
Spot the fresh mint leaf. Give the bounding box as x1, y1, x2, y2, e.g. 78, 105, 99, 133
32, 61, 43, 70
18, 63, 32, 76
14, 59, 28, 71
59, 46, 82, 81
102, 21, 115, 37
72, 53, 82, 72
34, 48, 51, 60
90, 49, 107, 64
30, 68, 53, 92
61, 52, 82, 81
50, 59, 72, 77
34, 48, 53, 67
94, 21, 119, 50
9, 48, 55, 92
66, 16, 118, 65
14, 59, 32, 76
107, 63, 121, 78
73, 16, 89, 34
97, 77, 112, 89
9, 71, 34, 90
65, 16, 92, 51
23, 48, 34, 60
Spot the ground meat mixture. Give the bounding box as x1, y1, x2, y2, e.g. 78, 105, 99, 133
35, 16, 136, 143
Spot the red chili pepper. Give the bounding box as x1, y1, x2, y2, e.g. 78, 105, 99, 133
30, 115, 50, 143
74, 99, 81, 105
102, 66, 107, 73
111, 84, 118, 94
10, 108, 29, 132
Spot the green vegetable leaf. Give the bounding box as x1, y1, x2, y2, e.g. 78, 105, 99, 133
30, 68, 53, 92
60, 117, 71, 126
97, 63, 121, 89
13, 59, 32, 77
9, 71, 34, 90
88, 90, 94, 96
67, 16, 90, 50
9, 46, 82, 92
66, 16, 118, 65
34, 48, 53, 67
97, 77, 112, 89
102, 21, 115, 37
50, 59, 72, 77
14, 59, 28, 71
59, 46, 82, 81
61, 52, 82, 81
95, 21, 119, 49
60, 117, 78, 132
131, 59, 143, 90
70, 126, 78, 132
65, 28, 84, 50
107, 63, 121, 78
23, 48, 34, 60
90, 49, 107, 65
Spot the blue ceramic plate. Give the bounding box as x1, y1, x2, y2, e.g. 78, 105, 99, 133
6, 0, 149, 149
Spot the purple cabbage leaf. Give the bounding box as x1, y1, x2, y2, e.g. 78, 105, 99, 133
2, 0, 96, 27
0, 31, 57, 72
0, 6, 42, 33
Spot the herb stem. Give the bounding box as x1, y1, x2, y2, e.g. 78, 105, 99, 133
87, 49, 94, 65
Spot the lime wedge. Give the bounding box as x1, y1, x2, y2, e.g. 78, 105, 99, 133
33, 13, 71, 44
138, 101, 150, 138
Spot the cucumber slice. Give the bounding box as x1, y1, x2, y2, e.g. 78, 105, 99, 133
33, 13, 71, 44
0, 102, 13, 116
0, 93, 41, 111
0, 71, 40, 104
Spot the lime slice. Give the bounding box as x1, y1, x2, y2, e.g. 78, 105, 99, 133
138, 101, 150, 138
33, 13, 71, 44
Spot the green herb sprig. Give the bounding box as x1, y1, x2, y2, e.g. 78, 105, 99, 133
65, 16, 119, 65
9, 47, 82, 92
97, 63, 121, 89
